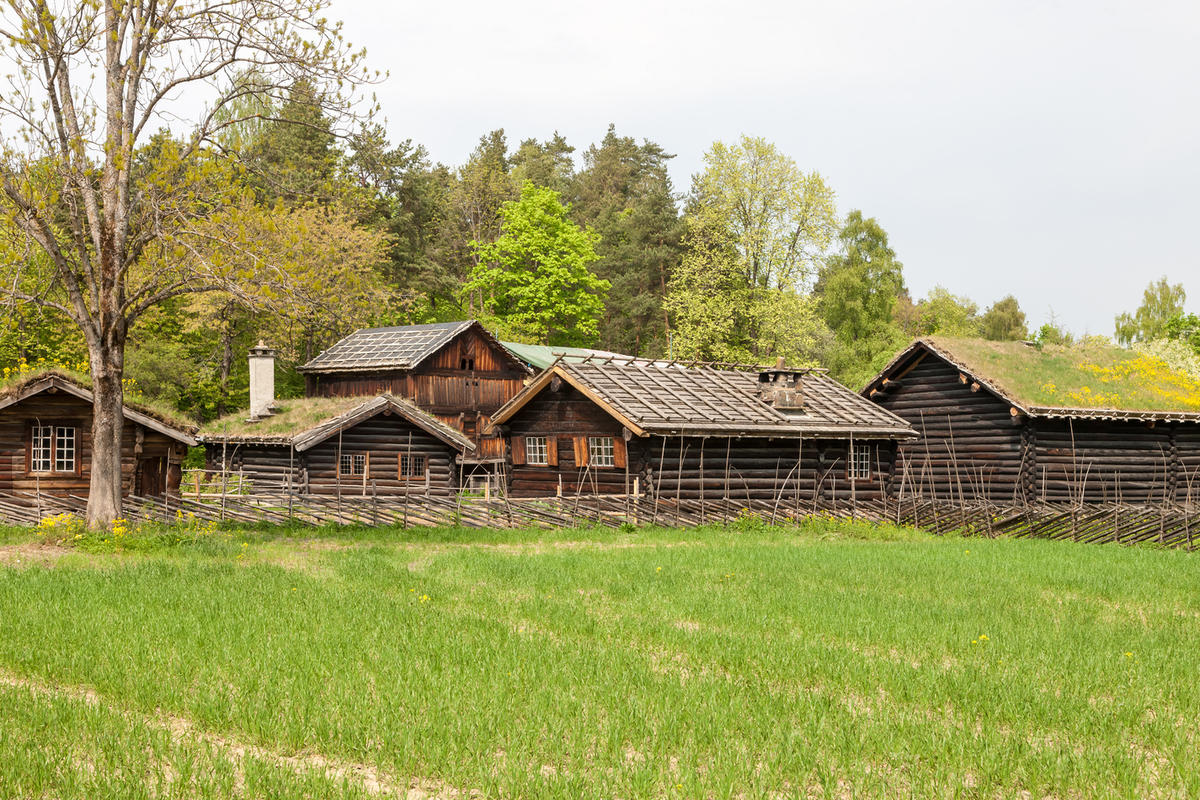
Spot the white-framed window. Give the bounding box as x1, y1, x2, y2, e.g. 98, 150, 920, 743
30, 425, 76, 474
399, 453, 427, 479
339, 453, 366, 476
588, 436, 615, 468
54, 426, 76, 473
525, 436, 549, 466
848, 443, 871, 481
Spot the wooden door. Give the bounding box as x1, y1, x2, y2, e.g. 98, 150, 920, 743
137, 457, 166, 496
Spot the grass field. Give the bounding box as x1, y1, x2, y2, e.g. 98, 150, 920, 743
0, 521, 1197, 798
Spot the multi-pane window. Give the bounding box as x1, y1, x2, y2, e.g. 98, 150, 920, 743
339, 453, 366, 476
525, 436, 549, 466
848, 443, 871, 481
30, 425, 75, 474
54, 427, 76, 473
399, 454, 427, 479
588, 436, 615, 468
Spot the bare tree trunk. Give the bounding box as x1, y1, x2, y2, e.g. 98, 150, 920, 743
87, 324, 126, 527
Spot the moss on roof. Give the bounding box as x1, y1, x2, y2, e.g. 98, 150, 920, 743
924, 337, 1200, 413
0, 368, 197, 432
201, 396, 367, 440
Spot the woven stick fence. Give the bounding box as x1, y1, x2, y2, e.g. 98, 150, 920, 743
6, 490, 1197, 550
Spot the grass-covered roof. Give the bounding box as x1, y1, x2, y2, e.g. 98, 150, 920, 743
0, 368, 197, 433
200, 396, 368, 441
903, 337, 1200, 414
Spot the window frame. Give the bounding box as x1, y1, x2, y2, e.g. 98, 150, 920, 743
339, 452, 367, 477
525, 436, 549, 466
847, 442, 872, 482
27, 422, 80, 476
398, 453, 427, 480
587, 436, 616, 468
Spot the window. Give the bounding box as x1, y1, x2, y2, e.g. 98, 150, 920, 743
525, 436, 549, 466
339, 453, 366, 476
588, 436, 615, 468
848, 443, 871, 481
399, 453, 427, 479
459, 357, 475, 371
29, 425, 76, 474
54, 427, 76, 473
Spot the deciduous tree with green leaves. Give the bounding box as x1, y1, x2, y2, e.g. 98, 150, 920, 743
815, 210, 907, 386
1114, 276, 1187, 346
668, 137, 837, 364
981, 295, 1029, 341
0, 0, 373, 525
464, 181, 609, 346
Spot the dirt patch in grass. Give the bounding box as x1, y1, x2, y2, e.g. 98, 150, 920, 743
0, 543, 74, 569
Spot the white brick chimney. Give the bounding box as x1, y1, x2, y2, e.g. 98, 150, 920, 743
248, 341, 277, 421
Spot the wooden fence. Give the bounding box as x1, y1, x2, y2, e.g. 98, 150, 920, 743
3, 490, 1197, 549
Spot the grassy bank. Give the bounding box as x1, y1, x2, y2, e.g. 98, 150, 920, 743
0, 521, 1196, 797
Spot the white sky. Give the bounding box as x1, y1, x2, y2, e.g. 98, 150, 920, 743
333, 0, 1200, 336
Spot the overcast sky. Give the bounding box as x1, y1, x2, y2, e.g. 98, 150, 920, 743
332, 0, 1199, 336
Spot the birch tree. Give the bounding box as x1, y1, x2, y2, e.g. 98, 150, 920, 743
0, 1, 373, 525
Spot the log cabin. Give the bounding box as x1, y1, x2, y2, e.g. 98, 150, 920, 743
298, 321, 530, 472
0, 371, 197, 497
862, 338, 1200, 504
201, 393, 474, 496
486, 359, 916, 500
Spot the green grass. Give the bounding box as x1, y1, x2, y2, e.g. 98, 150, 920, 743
928, 336, 1200, 412
1, 522, 1198, 797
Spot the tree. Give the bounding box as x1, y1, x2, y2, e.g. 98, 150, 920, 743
1034, 321, 1074, 347
1114, 276, 1187, 346
440, 130, 518, 318
980, 295, 1028, 341
464, 181, 609, 346
815, 210, 906, 385
510, 132, 575, 195
569, 125, 683, 356
913, 287, 980, 337
0, 1, 371, 525
1163, 312, 1200, 356
690, 136, 837, 292
670, 137, 837, 364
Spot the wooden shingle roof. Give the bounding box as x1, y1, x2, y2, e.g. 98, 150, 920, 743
298, 321, 529, 374
489, 361, 915, 439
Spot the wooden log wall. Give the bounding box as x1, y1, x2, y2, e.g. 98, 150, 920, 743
1176, 424, 1200, 504
878, 352, 1045, 503
506, 383, 636, 497
0, 390, 184, 497
1033, 418, 1180, 504
504, 381, 898, 502
645, 436, 896, 502
212, 414, 458, 497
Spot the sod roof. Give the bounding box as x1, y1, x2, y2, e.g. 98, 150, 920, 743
866, 338, 1200, 420
0, 369, 198, 441
200, 394, 474, 452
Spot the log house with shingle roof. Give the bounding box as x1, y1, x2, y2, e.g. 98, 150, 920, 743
487, 358, 915, 500
298, 321, 531, 466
